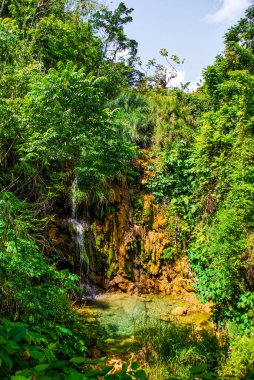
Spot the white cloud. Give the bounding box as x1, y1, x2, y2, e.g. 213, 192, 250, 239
168, 69, 186, 88
167, 70, 202, 92
113, 48, 130, 61
206, 0, 252, 24
188, 79, 201, 92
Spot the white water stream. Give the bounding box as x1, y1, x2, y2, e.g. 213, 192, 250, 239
69, 176, 85, 272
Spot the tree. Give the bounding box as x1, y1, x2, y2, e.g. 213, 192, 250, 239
0, 0, 66, 28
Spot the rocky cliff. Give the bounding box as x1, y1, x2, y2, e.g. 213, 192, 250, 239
48, 149, 194, 296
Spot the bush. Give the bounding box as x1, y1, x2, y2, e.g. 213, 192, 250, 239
135, 319, 224, 380
221, 334, 254, 379
0, 318, 87, 379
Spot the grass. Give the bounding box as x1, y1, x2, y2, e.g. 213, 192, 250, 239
134, 318, 225, 380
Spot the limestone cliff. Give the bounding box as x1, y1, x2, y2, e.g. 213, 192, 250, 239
48, 149, 194, 296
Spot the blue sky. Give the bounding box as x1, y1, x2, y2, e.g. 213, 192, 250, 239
108, 0, 253, 89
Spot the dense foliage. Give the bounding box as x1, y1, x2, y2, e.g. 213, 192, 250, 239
125, 7, 254, 334
0, 0, 143, 378
0, 0, 254, 378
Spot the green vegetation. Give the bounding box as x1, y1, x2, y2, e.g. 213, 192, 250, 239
0, 0, 254, 378
136, 319, 224, 380
0, 1, 143, 377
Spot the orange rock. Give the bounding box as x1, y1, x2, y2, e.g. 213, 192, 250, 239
172, 284, 181, 294
171, 306, 188, 316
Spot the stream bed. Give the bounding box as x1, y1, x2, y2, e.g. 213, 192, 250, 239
77, 292, 212, 358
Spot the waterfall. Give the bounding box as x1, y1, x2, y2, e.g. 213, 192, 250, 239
69, 176, 86, 276
69, 218, 84, 268
68, 176, 101, 299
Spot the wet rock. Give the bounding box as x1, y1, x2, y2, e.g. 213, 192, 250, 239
171, 306, 188, 316
172, 284, 181, 294
118, 282, 129, 292
93, 275, 103, 285
173, 261, 183, 274
190, 304, 203, 313
66, 151, 196, 297
181, 279, 193, 292
128, 283, 136, 293
132, 268, 140, 282
109, 275, 126, 286
158, 280, 171, 295
115, 275, 127, 284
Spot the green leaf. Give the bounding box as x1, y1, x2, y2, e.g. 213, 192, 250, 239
85, 366, 112, 377
121, 364, 128, 373
118, 374, 132, 380
1, 353, 13, 370
51, 360, 66, 369
6, 340, 19, 354
190, 364, 208, 374
105, 376, 120, 380
134, 370, 148, 380
11, 327, 26, 343
33, 363, 50, 373
131, 362, 140, 370
69, 357, 86, 364
65, 372, 85, 380
29, 350, 45, 360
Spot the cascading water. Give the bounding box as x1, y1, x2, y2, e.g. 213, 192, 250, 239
69, 219, 85, 269
68, 176, 86, 277
68, 176, 102, 299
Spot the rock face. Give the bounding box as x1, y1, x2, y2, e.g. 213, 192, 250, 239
90, 150, 194, 295
48, 149, 194, 296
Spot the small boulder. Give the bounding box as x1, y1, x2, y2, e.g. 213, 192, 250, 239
172, 284, 181, 294
181, 280, 193, 292
118, 281, 130, 292
113, 274, 126, 284
171, 306, 188, 316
